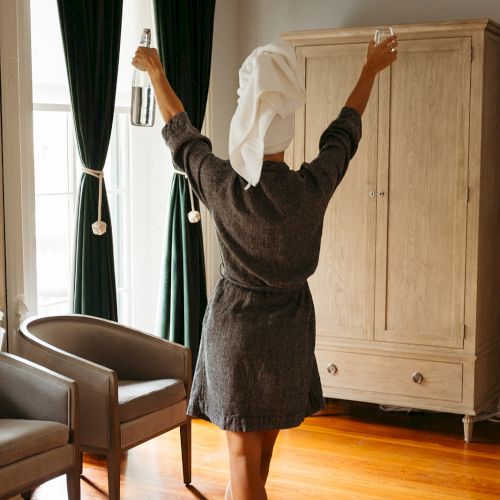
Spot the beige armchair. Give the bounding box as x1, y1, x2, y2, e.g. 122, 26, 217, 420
0, 352, 80, 500
16, 315, 192, 500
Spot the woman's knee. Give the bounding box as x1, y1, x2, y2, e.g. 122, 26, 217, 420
226, 429, 279, 458
226, 431, 263, 461
261, 430, 279, 456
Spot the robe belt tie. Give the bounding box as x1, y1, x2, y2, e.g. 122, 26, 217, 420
220, 270, 307, 293
173, 169, 201, 223
82, 167, 107, 236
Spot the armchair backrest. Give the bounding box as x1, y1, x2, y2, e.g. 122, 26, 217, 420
20, 316, 119, 365
20, 315, 190, 382
0, 352, 74, 427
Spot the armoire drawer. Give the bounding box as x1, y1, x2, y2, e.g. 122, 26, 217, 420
315, 350, 463, 402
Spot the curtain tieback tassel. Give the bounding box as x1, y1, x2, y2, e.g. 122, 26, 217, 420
82, 167, 107, 236
173, 169, 201, 223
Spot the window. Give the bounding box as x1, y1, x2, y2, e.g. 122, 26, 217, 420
32, 108, 130, 319
32, 108, 74, 315
30, 0, 173, 332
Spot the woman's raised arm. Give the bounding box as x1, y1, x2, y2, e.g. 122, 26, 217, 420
345, 35, 398, 115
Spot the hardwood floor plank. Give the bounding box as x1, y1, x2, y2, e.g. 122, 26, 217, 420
28, 400, 500, 499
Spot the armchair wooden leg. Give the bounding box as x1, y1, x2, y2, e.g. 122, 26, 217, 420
107, 448, 121, 500
67, 468, 81, 500
79, 452, 83, 475
180, 419, 192, 486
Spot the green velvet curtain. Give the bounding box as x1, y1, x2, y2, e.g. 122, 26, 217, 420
57, 0, 122, 320
154, 0, 216, 366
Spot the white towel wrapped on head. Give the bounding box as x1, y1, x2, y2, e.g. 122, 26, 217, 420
229, 41, 306, 187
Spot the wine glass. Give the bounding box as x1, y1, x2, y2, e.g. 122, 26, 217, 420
374, 27, 394, 46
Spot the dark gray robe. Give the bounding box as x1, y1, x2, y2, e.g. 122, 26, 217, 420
162, 106, 361, 431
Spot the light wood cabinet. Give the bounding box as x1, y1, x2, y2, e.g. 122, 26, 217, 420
283, 19, 500, 441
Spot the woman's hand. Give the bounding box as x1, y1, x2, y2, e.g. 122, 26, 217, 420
132, 46, 162, 75
363, 35, 398, 76
131, 46, 185, 122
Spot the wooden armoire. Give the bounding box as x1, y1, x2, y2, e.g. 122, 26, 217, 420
283, 19, 500, 441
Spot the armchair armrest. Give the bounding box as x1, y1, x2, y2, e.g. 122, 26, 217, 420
0, 352, 78, 443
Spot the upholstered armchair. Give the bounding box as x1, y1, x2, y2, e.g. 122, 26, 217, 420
16, 315, 192, 500
0, 352, 80, 500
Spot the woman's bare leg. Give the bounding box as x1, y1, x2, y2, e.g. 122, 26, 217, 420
260, 430, 280, 485
225, 430, 267, 500
225, 481, 232, 500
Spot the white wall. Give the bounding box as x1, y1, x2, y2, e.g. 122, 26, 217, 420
211, 0, 239, 159
202, 0, 240, 291
119, 2, 172, 333
237, 0, 500, 61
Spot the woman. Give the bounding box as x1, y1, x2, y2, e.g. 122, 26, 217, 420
133, 35, 397, 500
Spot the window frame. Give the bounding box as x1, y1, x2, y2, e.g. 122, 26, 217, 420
0, 0, 37, 349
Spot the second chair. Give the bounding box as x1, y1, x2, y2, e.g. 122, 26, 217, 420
15, 314, 192, 500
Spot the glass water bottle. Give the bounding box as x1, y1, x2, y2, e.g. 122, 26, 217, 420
131, 28, 156, 127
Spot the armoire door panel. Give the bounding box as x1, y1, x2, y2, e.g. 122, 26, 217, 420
298, 44, 377, 340
375, 37, 470, 348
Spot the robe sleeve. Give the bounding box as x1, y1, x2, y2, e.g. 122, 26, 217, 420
161, 111, 226, 208
300, 106, 362, 198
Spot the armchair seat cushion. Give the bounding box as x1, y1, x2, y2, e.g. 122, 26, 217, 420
0, 419, 69, 467
118, 379, 186, 423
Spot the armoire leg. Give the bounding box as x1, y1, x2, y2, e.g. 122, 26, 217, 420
462, 415, 474, 443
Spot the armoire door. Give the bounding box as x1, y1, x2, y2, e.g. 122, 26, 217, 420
375, 37, 471, 348
296, 43, 378, 341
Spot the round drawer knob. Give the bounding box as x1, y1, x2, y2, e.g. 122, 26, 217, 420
327, 363, 338, 375
412, 372, 424, 384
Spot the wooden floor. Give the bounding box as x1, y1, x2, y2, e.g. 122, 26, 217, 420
29, 399, 500, 499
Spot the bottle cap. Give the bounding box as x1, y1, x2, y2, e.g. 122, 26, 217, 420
141, 29, 151, 47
